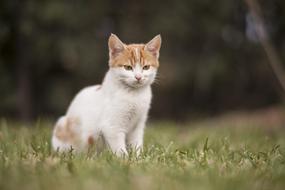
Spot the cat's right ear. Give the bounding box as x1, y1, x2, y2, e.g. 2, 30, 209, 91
108, 34, 125, 58
144, 35, 162, 58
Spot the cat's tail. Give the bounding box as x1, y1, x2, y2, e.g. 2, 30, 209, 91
51, 116, 82, 152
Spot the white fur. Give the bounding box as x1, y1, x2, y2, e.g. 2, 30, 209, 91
52, 64, 157, 156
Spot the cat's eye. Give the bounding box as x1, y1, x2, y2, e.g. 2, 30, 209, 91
123, 65, 133, 71
143, 65, 150, 70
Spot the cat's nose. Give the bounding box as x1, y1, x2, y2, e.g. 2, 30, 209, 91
135, 75, 142, 81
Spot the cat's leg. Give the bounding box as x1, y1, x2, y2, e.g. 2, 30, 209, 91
127, 122, 145, 156
103, 128, 128, 157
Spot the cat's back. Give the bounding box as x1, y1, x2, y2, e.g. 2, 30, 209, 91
66, 85, 102, 115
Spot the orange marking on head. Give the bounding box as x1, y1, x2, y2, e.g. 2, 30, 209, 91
109, 44, 159, 68
108, 34, 161, 69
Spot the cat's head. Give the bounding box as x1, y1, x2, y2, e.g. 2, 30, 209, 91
108, 34, 161, 89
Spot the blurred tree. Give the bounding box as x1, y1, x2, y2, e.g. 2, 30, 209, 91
0, 0, 284, 121
245, 0, 285, 96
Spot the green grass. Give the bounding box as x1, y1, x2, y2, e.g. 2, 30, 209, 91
0, 119, 285, 190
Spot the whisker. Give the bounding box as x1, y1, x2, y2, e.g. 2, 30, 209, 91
153, 75, 162, 85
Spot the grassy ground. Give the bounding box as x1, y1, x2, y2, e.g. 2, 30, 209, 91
0, 116, 285, 190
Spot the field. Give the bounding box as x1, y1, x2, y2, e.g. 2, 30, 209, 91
0, 112, 285, 190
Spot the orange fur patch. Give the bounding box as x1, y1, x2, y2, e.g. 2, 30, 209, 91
109, 44, 159, 68
87, 136, 94, 145
54, 117, 80, 144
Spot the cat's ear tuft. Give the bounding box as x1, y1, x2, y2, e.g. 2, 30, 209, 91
108, 34, 125, 58
144, 34, 162, 58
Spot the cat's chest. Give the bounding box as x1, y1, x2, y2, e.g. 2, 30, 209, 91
106, 90, 151, 123
113, 94, 150, 114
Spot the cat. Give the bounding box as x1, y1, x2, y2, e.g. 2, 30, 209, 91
52, 34, 161, 156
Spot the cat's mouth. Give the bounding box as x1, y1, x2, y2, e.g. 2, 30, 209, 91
119, 79, 145, 89
135, 78, 147, 85
129, 80, 147, 88
131, 82, 144, 88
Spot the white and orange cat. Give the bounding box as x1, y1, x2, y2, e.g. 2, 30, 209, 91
52, 34, 161, 156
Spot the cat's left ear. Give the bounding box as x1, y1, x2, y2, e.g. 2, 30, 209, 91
144, 35, 162, 58
108, 34, 125, 58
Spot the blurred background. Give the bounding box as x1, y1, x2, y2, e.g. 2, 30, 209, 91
0, 0, 285, 123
